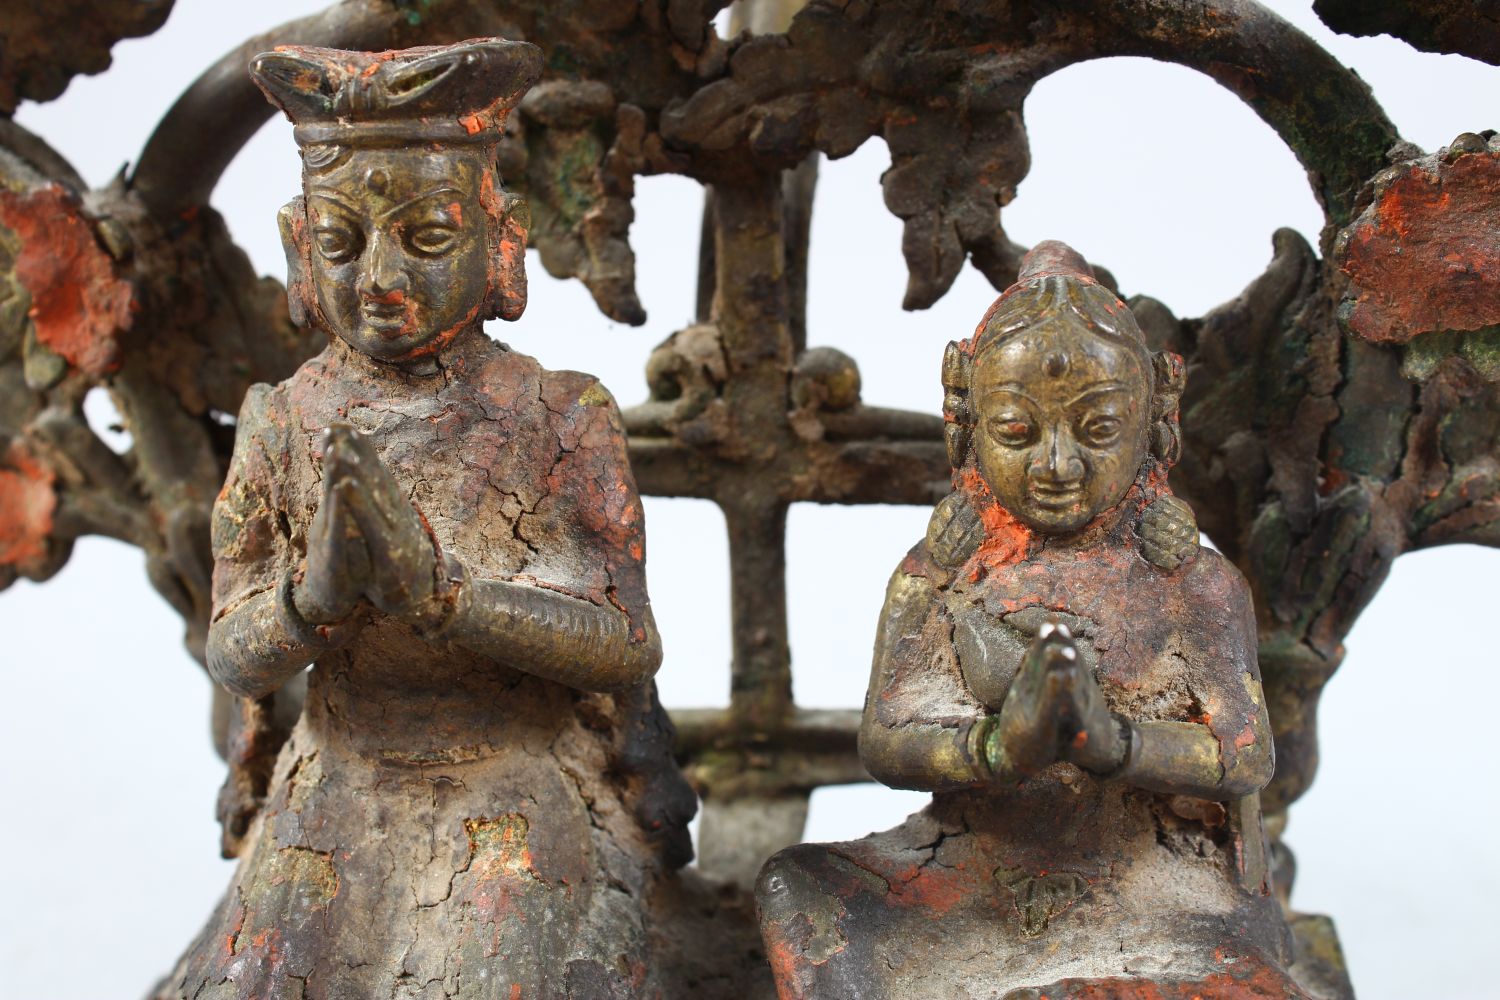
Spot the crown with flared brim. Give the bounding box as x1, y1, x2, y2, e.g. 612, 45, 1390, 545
250, 38, 543, 148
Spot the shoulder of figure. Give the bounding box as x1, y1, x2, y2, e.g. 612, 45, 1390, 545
895, 535, 950, 590
542, 368, 619, 415
453, 339, 554, 419
239, 379, 275, 414
232, 381, 286, 442
1177, 544, 1252, 604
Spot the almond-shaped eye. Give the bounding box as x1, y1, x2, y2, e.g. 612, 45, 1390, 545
408, 225, 457, 256
315, 227, 360, 263
1080, 415, 1123, 446
988, 415, 1033, 446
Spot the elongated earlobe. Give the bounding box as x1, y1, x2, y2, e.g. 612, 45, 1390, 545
277, 197, 317, 328
485, 192, 530, 322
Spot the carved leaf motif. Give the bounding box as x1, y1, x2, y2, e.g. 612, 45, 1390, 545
0, 0, 174, 114
994, 866, 1091, 938
511, 86, 650, 325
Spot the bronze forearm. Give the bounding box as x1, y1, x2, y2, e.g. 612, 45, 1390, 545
440, 576, 662, 693
205, 572, 357, 699
858, 715, 989, 792
1116, 717, 1275, 801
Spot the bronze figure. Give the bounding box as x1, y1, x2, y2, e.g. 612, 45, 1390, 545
756, 242, 1312, 999
7, 2, 1500, 993
155, 39, 695, 999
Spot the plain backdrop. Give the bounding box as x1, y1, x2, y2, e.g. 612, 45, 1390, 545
3, 2, 1497, 997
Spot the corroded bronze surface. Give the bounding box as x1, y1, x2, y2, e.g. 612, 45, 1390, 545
1336, 138, 1500, 346
3, 1, 1500, 993
756, 244, 1315, 999
0, 0, 175, 113
1315, 0, 1500, 65
154, 40, 702, 998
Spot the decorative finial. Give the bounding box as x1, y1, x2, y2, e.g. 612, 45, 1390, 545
1016, 239, 1097, 284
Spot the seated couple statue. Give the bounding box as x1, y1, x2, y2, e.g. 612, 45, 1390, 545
154, 32, 1306, 1000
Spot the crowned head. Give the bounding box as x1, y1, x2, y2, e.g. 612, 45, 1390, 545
943, 241, 1183, 535
251, 39, 542, 365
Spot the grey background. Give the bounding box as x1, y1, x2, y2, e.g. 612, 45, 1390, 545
2, 2, 1496, 996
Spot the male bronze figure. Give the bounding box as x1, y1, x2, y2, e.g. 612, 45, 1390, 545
155, 39, 695, 999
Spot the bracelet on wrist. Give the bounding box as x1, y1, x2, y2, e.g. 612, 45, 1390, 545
417, 552, 471, 640
969, 715, 1007, 781
277, 565, 358, 648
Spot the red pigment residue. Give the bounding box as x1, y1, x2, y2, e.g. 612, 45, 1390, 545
764, 926, 815, 998
0, 440, 56, 569
501, 234, 523, 262
460, 814, 542, 957
238, 925, 286, 977
957, 468, 1034, 575
290, 68, 323, 93
222, 903, 248, 957
1028, 945, 1311, 999
963, 250, 1111, 349
1319, 463, 1349, 497
964, 295, 1007, 348
1338, 151, 1500, 343
959, 464, 1167, 582
886, 862, 974, 915
399, 302, 479, 362
1138, 463, 1170, 503
465, 814, 534, 880
0, 184, 132, 377
480, 171, 528, 320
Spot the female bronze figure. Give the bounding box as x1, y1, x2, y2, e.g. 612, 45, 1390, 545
156, 39, 693, 999
756, 242, 1311, 999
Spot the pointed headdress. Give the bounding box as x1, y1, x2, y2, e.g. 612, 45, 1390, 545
250, 38, 543, 150
250, 39, 542, 326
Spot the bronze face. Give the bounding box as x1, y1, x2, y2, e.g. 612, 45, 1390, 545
305, 148, 489, 362
971, 323, 1150, 534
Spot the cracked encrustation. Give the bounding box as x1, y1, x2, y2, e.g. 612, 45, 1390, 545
755, 244, 1315, 999
152, 40, 697, 1000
